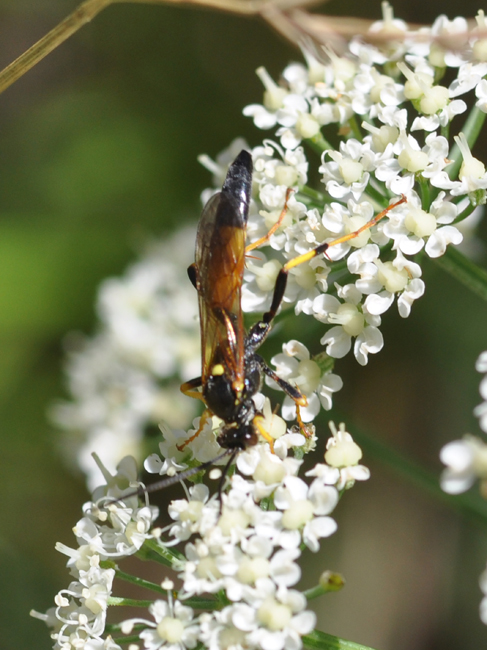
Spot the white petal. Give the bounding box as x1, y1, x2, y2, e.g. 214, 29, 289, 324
290, 610, 317, 635
144, 453, 163, 473
354, 326, 383, 365
308, 516, 338, 538
231, 603, 256, 631
308, 482, 339, 514
320, 327, 352, 359
243, 104, 277, 129
425, 226, 463, 257
364, 291, 394, 315
261, 629, 286, 650
439, 440, 474, 471
440, 469, 475, 494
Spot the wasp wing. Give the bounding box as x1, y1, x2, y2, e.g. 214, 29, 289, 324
194, 150, 252, 388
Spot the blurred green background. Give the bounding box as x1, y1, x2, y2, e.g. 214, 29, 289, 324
1, 1, 487, 649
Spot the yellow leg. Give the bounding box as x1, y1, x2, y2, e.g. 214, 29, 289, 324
180, 378, 206, 404
295, 403, 313, 438
253, 414, 275, 453
284, 194, 407, 271
177, 409, 213, 451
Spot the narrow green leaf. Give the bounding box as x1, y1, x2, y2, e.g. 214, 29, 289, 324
108, 597, 153, 607
433, 246, 487, 303
303, 629, 378, 650
347, 420, 487, 530
110, 567, 167, 595
183, 596, 222, 611
137, 538, 185, 567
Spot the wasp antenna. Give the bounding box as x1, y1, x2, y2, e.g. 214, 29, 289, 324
217, 449, 239, 515
109, 449, 234, 505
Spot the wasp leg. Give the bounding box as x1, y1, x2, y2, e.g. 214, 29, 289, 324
180, 376, 206, 404
262, 195, 407, 327
261, 363, 307, 406
261, 364, 312, 438
177, 408, 213, 451
245, 188, 293, 254
187, 263, 198, 289
253, 414, 275, 453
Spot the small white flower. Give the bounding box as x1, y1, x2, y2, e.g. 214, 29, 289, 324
480, 563, 487, 624
320, 139, 372, 201
274, 476, 338, 551
232, 581, 316, 650
123, 599, 199, 650
168, 484, 212, 542
322, 422, 370, 490
433, 132, 487, 198
440, 436, 487, 494
314, 284, 383, 365
269, 340, 343, 422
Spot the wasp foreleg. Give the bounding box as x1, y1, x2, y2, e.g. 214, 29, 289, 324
176, 408, 214, 451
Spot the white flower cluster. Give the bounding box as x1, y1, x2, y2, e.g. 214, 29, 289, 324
31, 457, 159, 649
51, 229, 200, 490
33, 421, 369, 650
440, 350, 487, 496
190, 4, 487, 427
43, 5, 487, 641
440, 351, 487, 624
53, 4, 487, 490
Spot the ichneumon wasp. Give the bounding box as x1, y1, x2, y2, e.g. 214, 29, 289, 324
139, 149, 406, 496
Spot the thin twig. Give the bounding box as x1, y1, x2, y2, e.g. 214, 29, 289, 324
0, 0, 316, 95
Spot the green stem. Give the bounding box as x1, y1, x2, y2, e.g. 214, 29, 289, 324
453, 201, 477, 224
108, 596, 154, 607
417, 174, 431, 211
309, 132, 334, 154
298, 185, 328, 205
113, 633, 143, 645
433, 245, 487, 304
347, 115, 363, 141
364, 183, 389, 210
137, 537, 185, 567
304, 574, 345, 600
303, 630, 378, 650
111, 567, 168, 595
448, 105, 487, 181
106, 623, 146, 633
441, 122, 450, 141
366, 176, 391, 204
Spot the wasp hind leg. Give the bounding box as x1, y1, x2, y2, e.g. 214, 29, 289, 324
261, 364, 312, 438
260, 195, 407, 328
180, 376, 206, 403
